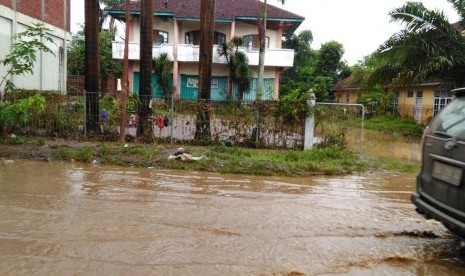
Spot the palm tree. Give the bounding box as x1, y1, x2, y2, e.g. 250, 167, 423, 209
255, 0, 285, 146
369, 0, 465, 88
85, 0, 100, 135
195, 0, 216, 141
138, 0, 154, 138
257, 0, 285, 99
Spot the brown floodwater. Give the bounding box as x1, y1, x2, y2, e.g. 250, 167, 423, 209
1, 159, 464, 275
345, 128, 422, 162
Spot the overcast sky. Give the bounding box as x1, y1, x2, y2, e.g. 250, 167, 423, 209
70, 0, 460, 65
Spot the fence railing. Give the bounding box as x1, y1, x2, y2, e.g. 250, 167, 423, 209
1, 92, 307, 150
314, 103, 366, 155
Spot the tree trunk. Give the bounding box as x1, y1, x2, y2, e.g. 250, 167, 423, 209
257, 0, 267, 101
119, 0, 131, 142
195, 0, 216, 141
137, 0, 154, 138
85, 0, 100, 135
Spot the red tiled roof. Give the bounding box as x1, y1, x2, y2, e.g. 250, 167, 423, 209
106, 0, 303, 20
106, 0, 304, 33
331, 76, 360, 91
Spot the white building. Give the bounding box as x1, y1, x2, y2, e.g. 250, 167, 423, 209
0, 0, 70, 94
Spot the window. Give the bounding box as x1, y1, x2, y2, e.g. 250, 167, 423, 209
430, 97, 465, 140
433, 90, 453, 115
215, 32, 226, 44
185, 76, 218, 89
392, 92, 399, 110
153, 30, 168, 45
416, 91, 423, 98
243, 34, 270, 49
186, 77, 198, 88
185, 31, 226, 45
346, 93, 350, 103
407, 91, 414, 97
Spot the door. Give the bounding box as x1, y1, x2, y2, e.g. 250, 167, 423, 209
414, 91, 423, 123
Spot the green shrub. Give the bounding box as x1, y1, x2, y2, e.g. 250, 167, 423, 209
2, 135, 27, 145
38, 138, 46, 146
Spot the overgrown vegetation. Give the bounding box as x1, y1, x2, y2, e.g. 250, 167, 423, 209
67, 27, 122, 79
363, 115, 425, 138
217, 36, 253, 102
0, 94, 46, 134
152, 53, 173, 102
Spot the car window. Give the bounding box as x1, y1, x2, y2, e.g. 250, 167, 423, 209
430, 97, 465, 140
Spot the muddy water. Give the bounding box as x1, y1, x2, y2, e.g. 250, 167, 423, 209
345, 129, 422, 161
1, 160, 464, 275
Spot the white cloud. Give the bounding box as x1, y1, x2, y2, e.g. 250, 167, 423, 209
276, 0, 460, 65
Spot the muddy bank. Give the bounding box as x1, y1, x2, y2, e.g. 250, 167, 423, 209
0, 136, 419, 176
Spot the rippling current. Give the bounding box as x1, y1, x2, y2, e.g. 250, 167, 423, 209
1, 159, 464, 275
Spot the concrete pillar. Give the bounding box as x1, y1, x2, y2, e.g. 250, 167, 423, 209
229, 20, 235, 40
276, 22, 283, 48
304, 93, 316, 150
273, 68, 280, 99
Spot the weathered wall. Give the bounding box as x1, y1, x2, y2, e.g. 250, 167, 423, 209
0, 0, 70, 30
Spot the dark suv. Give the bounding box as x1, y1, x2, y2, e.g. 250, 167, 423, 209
412, 88, 465, 238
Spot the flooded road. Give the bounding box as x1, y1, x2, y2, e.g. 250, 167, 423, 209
1, 159, 464, 275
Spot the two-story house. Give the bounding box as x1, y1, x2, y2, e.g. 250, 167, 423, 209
106, 0, 304, 101
0, 0, 70, 94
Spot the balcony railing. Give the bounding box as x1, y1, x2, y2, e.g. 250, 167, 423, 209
112, 41, 295, 68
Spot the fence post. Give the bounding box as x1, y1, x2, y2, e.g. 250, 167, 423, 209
304, 93, 316, 150
170, 89, 174, 144
83, 90, 87, 138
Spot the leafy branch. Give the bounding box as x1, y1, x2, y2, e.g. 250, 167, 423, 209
0, 23, 55, 93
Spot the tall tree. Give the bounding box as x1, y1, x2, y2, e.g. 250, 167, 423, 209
119, 0, 131, 142
257, 0, 285, 99
85, 0, 100, 135
314, 41, 346, 101
314, 41, 345, 80
137, 0, 154, 138
68, 29, 122, 77
196, 0, 216, 140
369, 0, 465, 88
99, 0, 125, 35
280, 30, 317, 96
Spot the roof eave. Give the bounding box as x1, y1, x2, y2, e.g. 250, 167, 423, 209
106, 10, 175, 20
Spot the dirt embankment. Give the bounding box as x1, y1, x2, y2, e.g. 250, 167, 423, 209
0, 138, 101, 162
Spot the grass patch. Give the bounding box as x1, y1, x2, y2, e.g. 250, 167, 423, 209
38, 138, 46, 146
364, 115, 425, 138
2, 135, 27, 145
54, 147, 93, 163
364, 156, 420, 174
